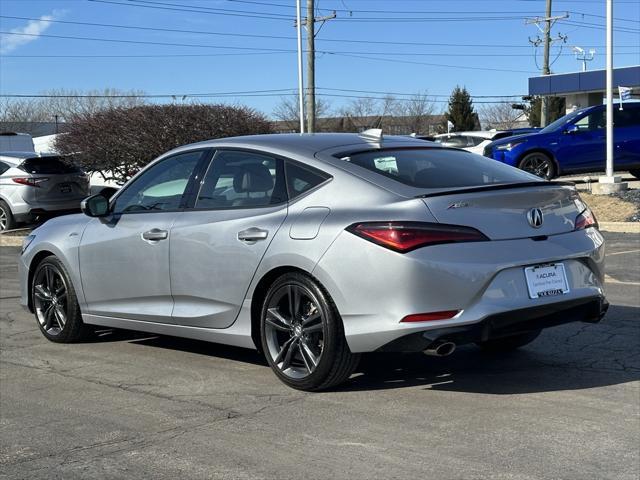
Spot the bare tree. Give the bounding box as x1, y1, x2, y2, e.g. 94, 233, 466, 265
272, 95, 331, 132
480, 102, 524, 130
55, 104, 273, 185
394, 92, 437, 134
0, 88, 147, 127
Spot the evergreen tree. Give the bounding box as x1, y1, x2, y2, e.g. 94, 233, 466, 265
445, 86, 480, 131
525, 96, 566, 127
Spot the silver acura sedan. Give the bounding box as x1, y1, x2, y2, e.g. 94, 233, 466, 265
19, 132, 608, 391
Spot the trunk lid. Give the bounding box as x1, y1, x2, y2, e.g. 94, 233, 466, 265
421, 183, 584, 240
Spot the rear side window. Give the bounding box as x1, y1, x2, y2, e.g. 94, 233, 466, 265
195, 150, 286, 209
343, 148, 535, 189
285, 162, 329, 199
19, 157, 82, 174
0, 161, 9, 175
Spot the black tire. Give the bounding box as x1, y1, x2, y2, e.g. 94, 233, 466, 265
518, 152, 556, 180
260, 272, 360, 391
629, 169, 640, 180
32, 256, 92, 343
0, 200, 16, 232
476, 330, 541, 353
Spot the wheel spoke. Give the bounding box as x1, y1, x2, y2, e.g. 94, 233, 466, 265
281, 338, 298, 371
274, 337, 295, 365
287, 285, 301, 318
43, 304, 55, 330
265, 308, 292, 332
301, 312, 320, 328
34, 285, 51, 301
299, 340, 318, 373
45, 267, 54, 290
54, 307, 66, 328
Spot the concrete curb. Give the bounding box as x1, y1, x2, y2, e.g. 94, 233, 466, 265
599, 222, 640, 233
0, 236, 24, 247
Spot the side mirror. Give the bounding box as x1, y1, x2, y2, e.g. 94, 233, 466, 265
81, 194, 110, 217
564, 124, 579, 134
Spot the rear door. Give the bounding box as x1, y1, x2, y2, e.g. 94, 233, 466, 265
169, 149, 288, 329
613, 106, 640, 168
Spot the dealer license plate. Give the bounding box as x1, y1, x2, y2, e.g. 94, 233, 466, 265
59, 184, 72, 194
524, 263, 570, 299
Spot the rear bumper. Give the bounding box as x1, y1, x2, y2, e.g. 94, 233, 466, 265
377, 296, 608, 352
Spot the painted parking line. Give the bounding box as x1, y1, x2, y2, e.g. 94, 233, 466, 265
605, 274, 640, 286
607, 249, 640, 257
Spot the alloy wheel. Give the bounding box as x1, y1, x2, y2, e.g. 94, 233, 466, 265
33, 264, 68, 336
0, 205, 6, 231
520, 154, 553, 179
264, 283, 325, 379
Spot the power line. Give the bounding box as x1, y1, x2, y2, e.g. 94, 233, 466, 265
0, 31, 556, 72
5, 15, 635, 50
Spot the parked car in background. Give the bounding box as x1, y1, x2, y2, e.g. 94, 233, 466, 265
434, 129, 539, 155
484, 103, 640, 179
0, 152, 89, 231
20, 132, 607, 391
0, 132, 35, 153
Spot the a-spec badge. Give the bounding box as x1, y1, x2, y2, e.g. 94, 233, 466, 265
447, 201, 470, 210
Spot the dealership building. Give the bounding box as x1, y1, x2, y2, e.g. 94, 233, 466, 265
529, 65, 640, 113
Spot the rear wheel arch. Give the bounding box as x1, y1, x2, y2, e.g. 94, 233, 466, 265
250, 266, 312, 351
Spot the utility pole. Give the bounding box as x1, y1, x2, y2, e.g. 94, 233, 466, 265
526, 1, 568, 126
299, 1, 336, 133
296, 0, 304, 134
306, 0, 316, 134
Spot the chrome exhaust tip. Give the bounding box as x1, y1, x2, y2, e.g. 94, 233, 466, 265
424, 341, 456, 357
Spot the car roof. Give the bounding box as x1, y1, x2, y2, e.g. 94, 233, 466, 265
168, 133, 436, 159
0, 151, 62, 161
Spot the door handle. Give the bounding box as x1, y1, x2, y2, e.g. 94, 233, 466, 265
238, 227, 269, 242
142, 228, 168, 241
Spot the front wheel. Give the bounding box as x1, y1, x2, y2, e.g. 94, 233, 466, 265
260, 272, 360, 391
476, 330, 541, 353
32, 256, 92, 343
518, 152, 556, 180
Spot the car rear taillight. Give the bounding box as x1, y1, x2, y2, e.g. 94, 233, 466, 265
12, 177, 48, 187
346, 222, 488, 253
401, 310, 461, 323
575, 207, 598, 230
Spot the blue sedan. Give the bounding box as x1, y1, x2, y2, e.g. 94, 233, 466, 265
484, 103, 640, 179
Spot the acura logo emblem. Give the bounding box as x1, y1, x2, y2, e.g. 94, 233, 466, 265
527, 208, 544, 228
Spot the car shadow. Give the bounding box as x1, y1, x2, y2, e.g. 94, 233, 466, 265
340, 304, 640, 394
87, 305, 639, 394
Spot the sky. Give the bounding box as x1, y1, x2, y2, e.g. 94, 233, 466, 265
0, 0, 639, 118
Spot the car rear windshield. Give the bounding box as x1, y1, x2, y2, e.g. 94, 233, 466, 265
341, 148, 536, 189
19, 157, 82, 174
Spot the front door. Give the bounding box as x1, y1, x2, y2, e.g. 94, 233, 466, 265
169, 149, 288, 329
79, 149, 208, 322
557, 108, 606, 170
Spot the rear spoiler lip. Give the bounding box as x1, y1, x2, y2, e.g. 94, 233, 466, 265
414, 181, 576, 198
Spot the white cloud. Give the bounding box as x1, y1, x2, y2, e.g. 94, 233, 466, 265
0, 13, 58, 54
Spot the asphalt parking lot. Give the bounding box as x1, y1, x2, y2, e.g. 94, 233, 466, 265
1, 232, 638, 480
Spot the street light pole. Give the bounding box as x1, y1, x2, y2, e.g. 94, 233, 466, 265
296, 0, 304, 134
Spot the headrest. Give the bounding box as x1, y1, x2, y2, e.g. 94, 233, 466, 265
233, 163, 274, 193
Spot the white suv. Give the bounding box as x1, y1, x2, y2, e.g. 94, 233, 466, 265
0, 152, 89, 231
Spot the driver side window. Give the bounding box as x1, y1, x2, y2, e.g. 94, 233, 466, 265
112, 150, 205, 214
574, 110, 605, 132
